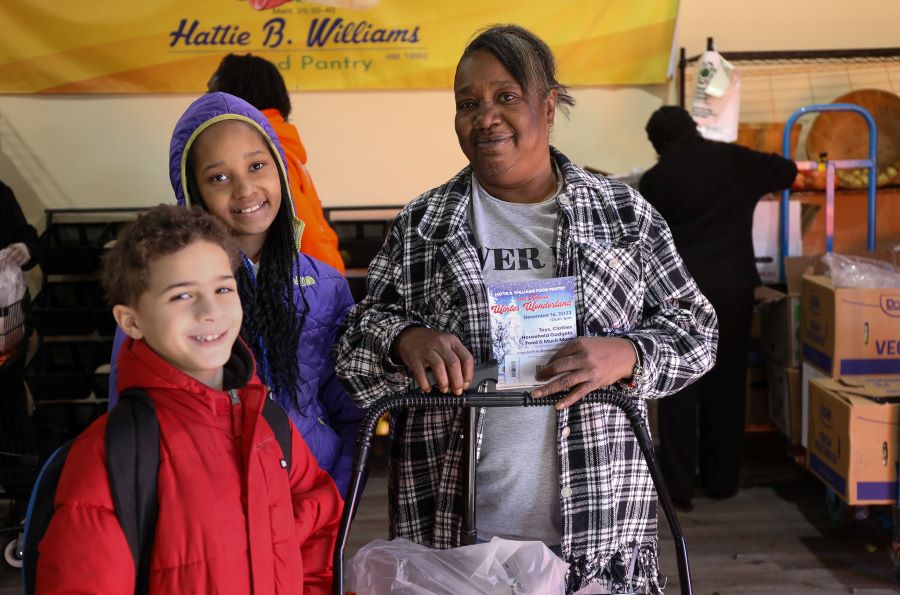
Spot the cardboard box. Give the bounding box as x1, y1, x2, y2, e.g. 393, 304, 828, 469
767, 362, 802, 444
801, 362, 827, 447
746, 363, 769, 427
759, 295, 801, 367
753, 198, 802, 284
750, 302, 763, 343
800, 274, 900, 377
806, 376, 900, 504
758, 257, 816, 368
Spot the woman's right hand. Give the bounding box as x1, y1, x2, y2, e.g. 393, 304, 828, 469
392, 327, 474, 394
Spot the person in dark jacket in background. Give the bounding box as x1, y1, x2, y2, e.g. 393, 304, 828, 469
639, 105, 798, 510
0, 180, 42, 523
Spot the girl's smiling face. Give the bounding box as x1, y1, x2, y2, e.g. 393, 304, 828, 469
190, 120, 282, 261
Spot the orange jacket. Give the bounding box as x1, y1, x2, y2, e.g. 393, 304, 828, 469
37, 338, 342, 594
264, 109, 345, 273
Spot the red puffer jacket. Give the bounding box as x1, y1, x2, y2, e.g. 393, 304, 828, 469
36, 338, 342, 594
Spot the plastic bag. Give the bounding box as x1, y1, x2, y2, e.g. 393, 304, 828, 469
347, 537, 570, 595
822, 252, 900, 288
0, 254, 25, 308
0, 255, 26, 353
690, 50, 741, 142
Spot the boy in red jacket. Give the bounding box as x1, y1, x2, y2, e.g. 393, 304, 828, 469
36, 205, 342, 594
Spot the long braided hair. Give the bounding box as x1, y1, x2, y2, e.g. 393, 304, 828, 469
186, 145, 306, 397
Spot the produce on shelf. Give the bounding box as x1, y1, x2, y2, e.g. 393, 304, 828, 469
805, 89, 900, 189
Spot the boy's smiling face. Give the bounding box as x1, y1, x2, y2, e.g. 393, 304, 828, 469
114, 240, 242, 390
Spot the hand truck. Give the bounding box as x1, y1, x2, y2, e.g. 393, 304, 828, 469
332, 362, 693, 595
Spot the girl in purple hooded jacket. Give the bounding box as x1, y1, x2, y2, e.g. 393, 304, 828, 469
109, 93, 361, 497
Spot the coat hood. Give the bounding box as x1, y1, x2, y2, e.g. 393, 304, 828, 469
168, 93, 301, 242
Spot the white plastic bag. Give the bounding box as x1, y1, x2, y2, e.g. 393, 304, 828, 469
822, 252, 900, 288
0, 254, 25, 308
348, 537, 569, 595
690, 50, 741, 142
0, 256, 25, 353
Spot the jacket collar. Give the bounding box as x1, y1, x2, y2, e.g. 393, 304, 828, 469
221, 337, 256, 391
118, 336, 262, 415
416, 147, 601, 244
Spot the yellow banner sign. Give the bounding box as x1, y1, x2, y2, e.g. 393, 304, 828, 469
0, 0, 678, 93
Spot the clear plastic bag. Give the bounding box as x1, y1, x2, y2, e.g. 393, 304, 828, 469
821, 252, 900, 288
347, 537, 569, 595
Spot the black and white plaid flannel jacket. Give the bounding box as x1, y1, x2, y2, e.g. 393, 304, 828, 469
335, 149, 718, 593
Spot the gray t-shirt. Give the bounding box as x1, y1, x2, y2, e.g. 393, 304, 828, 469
468, 171, 564, 545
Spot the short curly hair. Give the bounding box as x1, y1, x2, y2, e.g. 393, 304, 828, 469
101, 205, 240, 307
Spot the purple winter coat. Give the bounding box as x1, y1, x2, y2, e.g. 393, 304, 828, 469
109, 92, 361, 497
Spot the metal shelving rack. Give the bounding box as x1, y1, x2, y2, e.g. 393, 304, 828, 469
677, 39, 900, 110
677, 40, 900, 281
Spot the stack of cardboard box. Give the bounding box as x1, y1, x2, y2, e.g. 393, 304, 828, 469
758, 258, 812, 445
744, 302, 770, 429
798, 259, 900, 506
746, 199, 802, 430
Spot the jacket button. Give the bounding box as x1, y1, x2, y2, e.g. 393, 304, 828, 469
558, 195, 570, 205
561, 426, 571, 439
608, 258, 620, 269
393, 371, 405, 381
560, 486, 573, 499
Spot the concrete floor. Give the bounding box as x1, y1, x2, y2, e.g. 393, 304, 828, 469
340, 435, 900, 594
3, 433, 900, 594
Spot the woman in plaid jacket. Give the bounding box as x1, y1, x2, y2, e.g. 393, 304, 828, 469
335, 25, 718, 594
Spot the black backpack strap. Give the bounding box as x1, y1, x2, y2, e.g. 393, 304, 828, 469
106, 388, 159, 595
261, 398, 292, 472
23, 440, 75, 595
